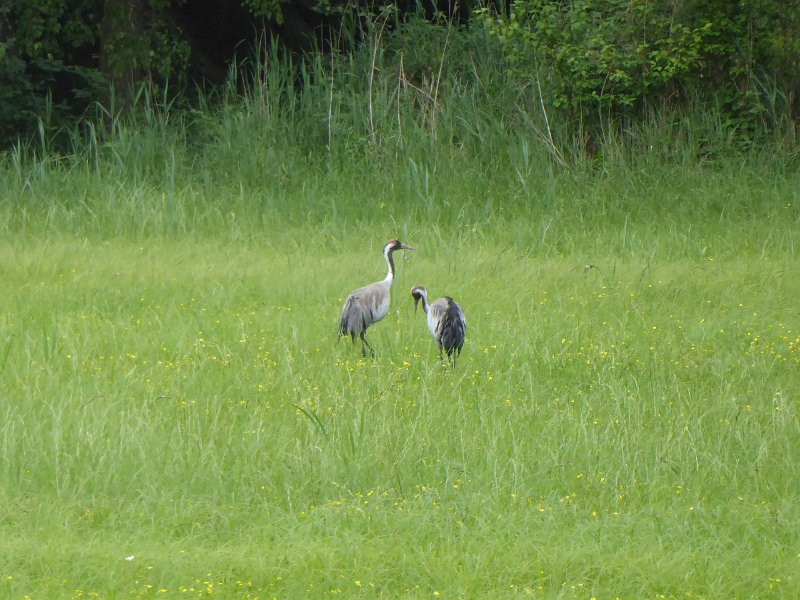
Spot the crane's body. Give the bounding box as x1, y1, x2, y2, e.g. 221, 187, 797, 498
338, 239, 414, 356
411, 285, 466, 367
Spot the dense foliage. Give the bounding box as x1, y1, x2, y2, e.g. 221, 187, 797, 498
1, 0, 799, 148
482, 0, 800, 133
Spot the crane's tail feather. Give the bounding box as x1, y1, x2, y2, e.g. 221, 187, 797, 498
439, 298, 466, 363
339, 295, 369, 344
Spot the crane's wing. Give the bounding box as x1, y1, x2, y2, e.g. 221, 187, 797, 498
338, 281, 391, 341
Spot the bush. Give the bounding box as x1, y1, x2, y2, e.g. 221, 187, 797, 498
481, 0, 800, 137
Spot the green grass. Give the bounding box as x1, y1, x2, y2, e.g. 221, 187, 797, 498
1, 189, 799, 598
1, 28, 799, 598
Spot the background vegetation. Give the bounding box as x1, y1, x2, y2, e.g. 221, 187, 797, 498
2, 0, 800, 147
1, 1, 799, 598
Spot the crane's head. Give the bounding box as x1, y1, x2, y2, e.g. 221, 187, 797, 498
410, 285, 427, 313
384, 239, 415, 255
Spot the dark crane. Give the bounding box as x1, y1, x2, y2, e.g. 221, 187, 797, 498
410, 285, 466, 367
338, 239, 415, 356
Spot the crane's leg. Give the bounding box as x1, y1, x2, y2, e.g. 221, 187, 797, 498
360, 332, 375, 357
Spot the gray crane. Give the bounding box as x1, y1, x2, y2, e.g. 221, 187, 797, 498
410, 285, 467, 367
338, 239, 415, 356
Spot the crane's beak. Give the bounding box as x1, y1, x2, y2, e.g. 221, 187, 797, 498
413, 295, 420, 313
399, 243, 415, 251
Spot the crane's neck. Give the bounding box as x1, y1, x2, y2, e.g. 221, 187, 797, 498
384, 248, 396, 282
418, 292, 430, 314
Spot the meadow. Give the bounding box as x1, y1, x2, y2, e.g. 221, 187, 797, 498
1, 35, 800, 598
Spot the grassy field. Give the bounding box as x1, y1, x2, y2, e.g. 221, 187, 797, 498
1, 38, 800, 597
1, 160, 799, 598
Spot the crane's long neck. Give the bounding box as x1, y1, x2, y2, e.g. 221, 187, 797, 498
384, 249, 396, 282
418, 292, 430, 314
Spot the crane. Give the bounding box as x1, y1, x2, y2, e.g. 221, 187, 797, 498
410, 285, 466, 367
338, 239, 415, 356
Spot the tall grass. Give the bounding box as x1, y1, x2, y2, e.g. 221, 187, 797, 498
1, 16, 799, 599
2, 15, 795, 238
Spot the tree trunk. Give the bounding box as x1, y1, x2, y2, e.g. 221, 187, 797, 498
99, 0, 146, 100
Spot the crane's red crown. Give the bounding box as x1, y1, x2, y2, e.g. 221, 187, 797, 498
384, 239, 415, 253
